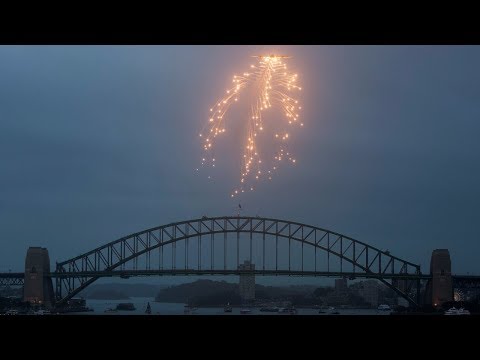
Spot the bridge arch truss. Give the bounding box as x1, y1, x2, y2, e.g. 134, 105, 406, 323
55, 216, 423, 306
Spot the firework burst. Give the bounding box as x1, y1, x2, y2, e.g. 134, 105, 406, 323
199, 55, 303, 197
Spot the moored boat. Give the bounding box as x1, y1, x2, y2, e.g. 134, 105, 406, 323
278, 307, 297, 314
260, 306, 279, 312
445, 307, 470, 315
116, 303, 136, 311
145, 302, 152, 314
184, 305, 198, 314
33, 309, 51, 315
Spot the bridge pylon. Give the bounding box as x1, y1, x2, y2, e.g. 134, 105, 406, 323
24, 247, 54, 308
428, 249, 453, 307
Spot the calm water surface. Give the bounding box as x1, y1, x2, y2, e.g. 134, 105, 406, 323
72, 297, 388, 315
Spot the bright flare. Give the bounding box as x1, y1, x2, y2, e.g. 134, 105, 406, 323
199, 55, 302, 197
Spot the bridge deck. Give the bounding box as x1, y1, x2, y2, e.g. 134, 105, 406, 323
0, 272, 24, 279
50, 270, 433, 279
3, 271, 478, 280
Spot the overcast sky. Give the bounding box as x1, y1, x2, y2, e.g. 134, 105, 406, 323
1, 45, 479, 283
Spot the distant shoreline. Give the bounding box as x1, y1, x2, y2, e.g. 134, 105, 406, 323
87, 296, 131, 300
151, 301, 374, 310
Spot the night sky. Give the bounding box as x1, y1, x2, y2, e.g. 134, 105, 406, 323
1, 46, 479, 281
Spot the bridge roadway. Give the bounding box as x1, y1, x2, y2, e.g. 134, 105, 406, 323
3, 270, 479, 281
48, 270, 435, 279
0, 272, 25, 286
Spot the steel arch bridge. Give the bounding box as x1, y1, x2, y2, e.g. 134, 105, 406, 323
54, 216, 424, 306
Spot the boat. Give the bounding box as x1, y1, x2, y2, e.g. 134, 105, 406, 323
224, 303, 232, 313
57, 298, 94, 313
445, 307, 458, 315
319, 306, 339, 315
5, 309, 19, 315
318, 305, 329, 314
104, 308, 118, 313
326, 306, 336, 313
260, 306, 279, 312
377, 304, 392, 311
445, 307, 471, 315
33, 309, 51, 315
116, 303, 136, 311
240, 309, 252, 314
56, 306, 93, 313
278, 307, 297, 314
184, 305, 198, 314
145, 302, 152, 314
457, 308, 471, 315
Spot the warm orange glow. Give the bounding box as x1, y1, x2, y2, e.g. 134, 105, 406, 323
199, 55, 302, 197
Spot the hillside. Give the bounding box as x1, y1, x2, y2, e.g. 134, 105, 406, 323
155, 280, 319, 306
79, 283, 168, 299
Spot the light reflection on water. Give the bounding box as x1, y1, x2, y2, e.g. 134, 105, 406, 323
71, 297, 388, 315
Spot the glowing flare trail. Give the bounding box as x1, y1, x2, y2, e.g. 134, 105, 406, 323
199, 55, 303, 197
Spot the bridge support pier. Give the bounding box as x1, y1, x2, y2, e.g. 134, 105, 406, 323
238, 260, 255, 302
24, 247, 54, 308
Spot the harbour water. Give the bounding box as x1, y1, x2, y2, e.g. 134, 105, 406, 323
73, 297, 386, 315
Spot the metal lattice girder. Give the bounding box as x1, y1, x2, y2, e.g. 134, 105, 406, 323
54, 216, 423, 306
452, 276, 480, 289
0, 273, 24, 287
